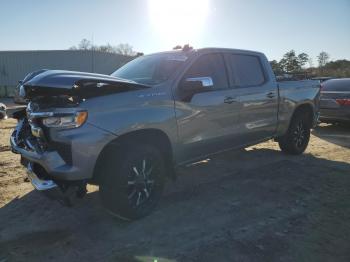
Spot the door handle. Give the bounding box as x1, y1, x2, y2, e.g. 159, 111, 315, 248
224, 96, 237, 104
266, 92, 275, 98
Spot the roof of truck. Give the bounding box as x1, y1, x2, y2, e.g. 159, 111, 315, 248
197, 47, 264, 55
148, 47, 265, 57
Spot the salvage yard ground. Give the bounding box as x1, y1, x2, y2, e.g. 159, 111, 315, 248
0, 118, 349, 262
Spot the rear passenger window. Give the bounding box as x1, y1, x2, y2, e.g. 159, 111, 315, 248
228, 54, 265, 87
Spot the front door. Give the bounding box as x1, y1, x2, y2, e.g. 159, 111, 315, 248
174, 53, 240, 163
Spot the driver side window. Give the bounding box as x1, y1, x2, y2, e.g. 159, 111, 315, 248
183, 53, 229, 90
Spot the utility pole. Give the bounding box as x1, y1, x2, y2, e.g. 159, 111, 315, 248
91, 34, 95, 73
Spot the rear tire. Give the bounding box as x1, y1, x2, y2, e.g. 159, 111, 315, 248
278, 113, 311, 155
99, 144, 165, 220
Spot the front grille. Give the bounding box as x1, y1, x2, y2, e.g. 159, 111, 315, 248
14, 117, 72, 165
13, 118, 47, 153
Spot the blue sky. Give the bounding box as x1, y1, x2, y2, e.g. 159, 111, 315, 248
1, 0, 349, 62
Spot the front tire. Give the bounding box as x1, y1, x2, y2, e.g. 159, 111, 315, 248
278, 113, 311, 155
100, 144, 165, 220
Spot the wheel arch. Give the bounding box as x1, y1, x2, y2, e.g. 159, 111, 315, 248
277, 102, 313, 154
91, 128, 175, 184
291, 102, 314, 128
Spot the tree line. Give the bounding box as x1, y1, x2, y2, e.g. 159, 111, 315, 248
70, 40, 350, 78
69, 39, 143, 57
270, 50, 350, 78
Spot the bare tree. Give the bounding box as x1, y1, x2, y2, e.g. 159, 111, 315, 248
97, 43, 115, 53
68, 39, 139, 56
115, 43, 135, 56
317, 51, 330, 68
308, 57, 314, 68
78, 38, 93, 50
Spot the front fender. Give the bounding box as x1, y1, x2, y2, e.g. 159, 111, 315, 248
81, 90, 178, 147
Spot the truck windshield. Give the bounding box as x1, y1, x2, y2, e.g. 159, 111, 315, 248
111, 53, 187, 85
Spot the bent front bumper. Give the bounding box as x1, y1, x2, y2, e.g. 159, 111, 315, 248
11, 121, 117, 181
26, 162, 57, 190
26, 162, 88, 206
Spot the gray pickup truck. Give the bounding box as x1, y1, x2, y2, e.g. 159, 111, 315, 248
11, 48, 320, 219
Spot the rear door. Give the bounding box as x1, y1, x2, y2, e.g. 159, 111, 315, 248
175, 53, 240, 162
225, 53, 278, 144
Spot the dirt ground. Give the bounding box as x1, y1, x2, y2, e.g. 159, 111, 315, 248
0, 118, 349, 262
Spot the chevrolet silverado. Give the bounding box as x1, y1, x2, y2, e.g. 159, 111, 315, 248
10, 47, 320, 219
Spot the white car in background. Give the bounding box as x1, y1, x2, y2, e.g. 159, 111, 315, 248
0, 103, 7, 120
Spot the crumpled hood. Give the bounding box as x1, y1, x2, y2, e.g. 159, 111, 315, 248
21, 69, 149, 99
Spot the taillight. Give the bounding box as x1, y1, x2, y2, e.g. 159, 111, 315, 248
336, 99, 350, 106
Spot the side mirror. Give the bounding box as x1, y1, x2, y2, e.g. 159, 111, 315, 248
181, 77, 214, 91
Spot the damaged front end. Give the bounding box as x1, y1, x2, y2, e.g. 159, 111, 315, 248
25, 162, 87, 206
18, 69, 149, 100
11, 102, 88, 206
11, 69, 148, 205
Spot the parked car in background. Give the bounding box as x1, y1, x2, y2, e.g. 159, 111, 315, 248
0, 103, 7, 120
10, 47, 320, 220
320, 78, 350, 124
312, 77, 333, 83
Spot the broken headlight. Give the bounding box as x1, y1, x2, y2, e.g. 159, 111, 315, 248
42, 111, 88, 128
